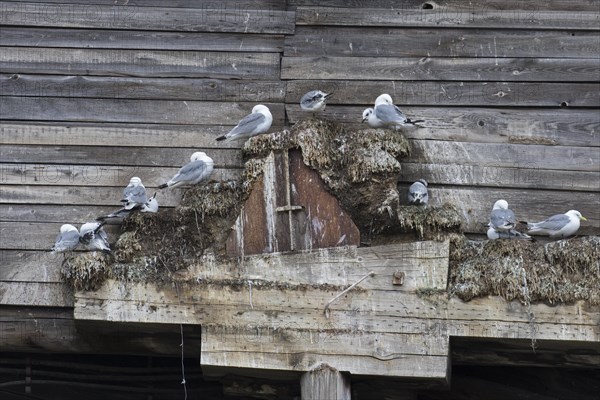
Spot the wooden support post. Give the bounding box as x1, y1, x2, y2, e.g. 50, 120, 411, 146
300, 363, 351, 400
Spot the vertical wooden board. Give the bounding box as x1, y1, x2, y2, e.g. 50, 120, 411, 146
300, 365, 351, 400
289, 149, 360, 250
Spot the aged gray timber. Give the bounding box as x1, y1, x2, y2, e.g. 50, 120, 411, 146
295, 7, 600, 30
0, 47, 281, 78
0, 2, 295, 34
0, 74, 287, 102
0, 97, 285, 125
285, 27, 600, 59
300, 364, 351, 400
0, 27, 285, 52
282, 56, 600, 82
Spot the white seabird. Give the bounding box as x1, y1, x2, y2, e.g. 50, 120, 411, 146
363, 94, 424, 129
216, 104, 272, 142
51, 224, 80, 253
489, 199, 517, 232
79, 221, 111, 253
408, 179, 429, 205
525, 210, 587, 238
300, 90, 332, 114
158, 152, 214, 189
121, 176, 148, 210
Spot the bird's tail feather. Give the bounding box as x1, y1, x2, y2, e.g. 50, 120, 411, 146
407, 119, 425, 125
216, 135, 227, 141
157, 183, 168, 189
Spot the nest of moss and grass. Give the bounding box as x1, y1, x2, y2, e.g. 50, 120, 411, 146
449, 234, 600, 305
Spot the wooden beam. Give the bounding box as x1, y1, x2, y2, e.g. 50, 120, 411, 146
300, 363, 351, 400
295, 7, 600, 30
282, 56, 599, 82
0, 2, 295, 34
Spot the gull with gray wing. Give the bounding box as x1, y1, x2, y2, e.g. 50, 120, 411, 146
216, 104, 272, 143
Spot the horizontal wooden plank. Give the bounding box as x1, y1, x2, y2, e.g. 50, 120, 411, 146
285, 27, 600, 58
400, 163, 600, 192
0, 281, 72, 306
0, 74, 287, 102
202, 241, 449, 292
0, 185, 183, 207
0, 250, 62, 282
0, 146, 242, 168
0, 2, 295, 34
295, 7, 600, 30
286, 106, 600, 148
0, 97, 286, 125
75, 281, 600, 328
0, 164, 240, 187
285, 80, 600, 107
0, 47, 281, 79
3, 0, 287, 10
282, 56, 600, 81
0, 122, 255, 148
288, 0, 600, 11
0, 307, 202, 355
0, 204, 159, 223
0, 27, 284, 51
406, 140, 599, 173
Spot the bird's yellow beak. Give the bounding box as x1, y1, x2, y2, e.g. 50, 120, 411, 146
580, 215, 588, 221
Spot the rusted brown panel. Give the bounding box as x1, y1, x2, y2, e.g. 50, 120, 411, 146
227, 150, 360, 257
226, 175, 270, 257
289, 150, 360, 250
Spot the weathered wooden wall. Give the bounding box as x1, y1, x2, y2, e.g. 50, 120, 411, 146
1, 0, 599, 379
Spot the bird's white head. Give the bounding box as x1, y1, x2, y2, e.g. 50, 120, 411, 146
492, 199, 509, 210
129, 176, 142, 186
252, 104, 271, 115
144, 192, 159, 213
362, 108, 374, 122
190, 151, 207, 162
566, 210, 587, 221
60, 224, 78, 233
375, 93, 393, 106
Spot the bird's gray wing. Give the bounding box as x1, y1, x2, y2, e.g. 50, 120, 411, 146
531, 214, 570, 231
53, 230, 80, 252
375, 104, 407, 124
301, 91, 323, 107
122, 185, 147, 204
490, 209, 516, 228
228, 112, 265, 139
170, 160, 209, 185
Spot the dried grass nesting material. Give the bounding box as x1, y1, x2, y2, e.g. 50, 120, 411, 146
450, 235, 600, 305
60, 252, 112, 291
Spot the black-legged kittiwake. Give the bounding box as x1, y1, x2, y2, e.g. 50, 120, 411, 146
97, 192, 158, 221
216, 104, 272, 142
51, 224, 80, 253
158, 152, 214, 189
300, 90, 332, 114
487, 226, 533, 241
524, 210, 587, 238
361, 108, 385, 128
121, 176, 148, 210
364, 94, 424, 129
79, 221, 111, 253
408, 179, 429, 205
489, 199, 517, 232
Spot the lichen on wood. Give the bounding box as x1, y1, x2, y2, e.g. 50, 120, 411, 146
449, 235, 600, 305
